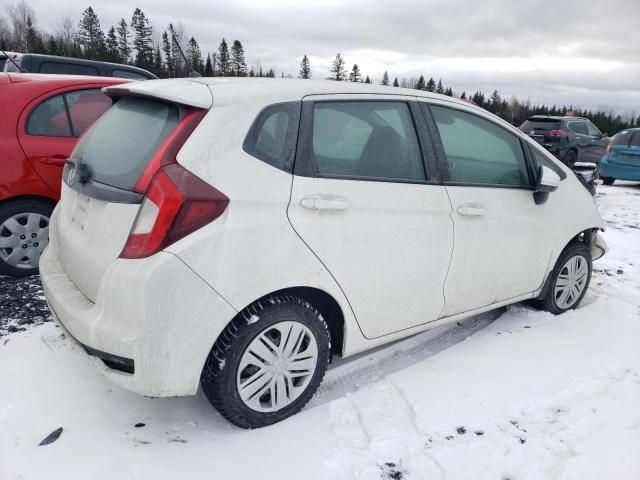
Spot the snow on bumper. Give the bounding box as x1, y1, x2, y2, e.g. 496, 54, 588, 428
40, 244, 237, 397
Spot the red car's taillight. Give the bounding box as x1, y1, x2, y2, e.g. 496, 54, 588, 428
120, 163, 229, 259
604, 140, 613, 156
549, 129, 568, 137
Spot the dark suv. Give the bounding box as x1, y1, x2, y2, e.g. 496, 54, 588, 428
3, 53, 157, 80
519, 116, 609, 166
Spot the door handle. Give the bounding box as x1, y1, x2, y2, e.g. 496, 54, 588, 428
457, 204, 487, 217
40, 156, 67, 166
300, 195, 350, 212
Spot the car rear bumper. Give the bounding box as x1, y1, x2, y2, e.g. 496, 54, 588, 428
598, 156, 640, 181
40, 241, 237, 397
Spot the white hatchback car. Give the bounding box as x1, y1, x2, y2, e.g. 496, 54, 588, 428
41, 79, 606, 428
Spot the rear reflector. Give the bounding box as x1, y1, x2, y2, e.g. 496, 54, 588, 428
604, 140, 613, 156
120, 163, 229, 259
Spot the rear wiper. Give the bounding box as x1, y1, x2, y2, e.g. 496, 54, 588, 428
65, 159, 93, 185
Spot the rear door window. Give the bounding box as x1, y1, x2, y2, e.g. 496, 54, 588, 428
39, 62, 100, 76
27, 93, 72, 137
431, 105, 530, 187
71, 97, 180, 190
568, 121, 588, 135
311, 101, 425, 181
585, 122, 601, 138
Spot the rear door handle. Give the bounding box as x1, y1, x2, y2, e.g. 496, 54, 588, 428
40, 156, 67, 166
300, 195, 350, 212
457, 204, 487, 217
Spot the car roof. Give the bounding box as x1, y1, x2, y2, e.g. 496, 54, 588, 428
2, 72, 132, 86
104, 77, 476, 111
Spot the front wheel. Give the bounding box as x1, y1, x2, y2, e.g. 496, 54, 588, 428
201, 295, 331, 428
0, 200, 53, 277
541, 242, 592, 314
601, 177, 615, 186
562, 150, 578, 168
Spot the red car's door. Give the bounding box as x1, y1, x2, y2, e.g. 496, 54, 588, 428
17, 87, 113, 196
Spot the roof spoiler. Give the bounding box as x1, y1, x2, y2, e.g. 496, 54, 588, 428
103, 79, 212, 109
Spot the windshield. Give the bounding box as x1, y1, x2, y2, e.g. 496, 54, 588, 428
70, 97, 180, 191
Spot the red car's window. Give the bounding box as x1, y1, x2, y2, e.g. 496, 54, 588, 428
26, 89, 113, 138
66, 90, 113, 136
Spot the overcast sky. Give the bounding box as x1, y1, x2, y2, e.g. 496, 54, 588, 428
22, 0, 640, 114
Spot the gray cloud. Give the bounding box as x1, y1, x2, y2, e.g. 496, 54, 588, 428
20, 0, 640, 113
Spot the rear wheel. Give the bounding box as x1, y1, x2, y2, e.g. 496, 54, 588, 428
601, 177, 615, 186
201, 295, 331, 428
0, 200, 53, 277
563, 150, 578, 168
541, 242, 592, 314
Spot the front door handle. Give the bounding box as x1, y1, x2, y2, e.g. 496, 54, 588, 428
457, 204, 487, 217
300, 195, 350, 212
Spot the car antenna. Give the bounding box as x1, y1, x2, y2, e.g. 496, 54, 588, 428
171, 34, 201, 78
1, 49, 27, 73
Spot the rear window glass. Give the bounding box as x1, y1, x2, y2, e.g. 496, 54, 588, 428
520, 119, 560, 132
70, 97, 180, 190
612, 130, 640, 146
39, 62, 100, 76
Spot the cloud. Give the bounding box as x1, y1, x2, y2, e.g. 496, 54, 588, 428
20, 0, 640, 113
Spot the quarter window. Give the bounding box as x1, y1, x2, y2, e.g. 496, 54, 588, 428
243, 102, 300, 172
431, 105, 530, 187
311, 101, 425, 181
27, 89, 112, 138
585, 122, 601, 138
568, 121, 588, 135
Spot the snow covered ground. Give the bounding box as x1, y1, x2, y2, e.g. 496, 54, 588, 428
1, 182, 639, 480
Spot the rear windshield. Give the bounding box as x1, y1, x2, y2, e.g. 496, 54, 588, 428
520, 119, 561, 132
612, 130, 640, 147
70, 97, 180, 191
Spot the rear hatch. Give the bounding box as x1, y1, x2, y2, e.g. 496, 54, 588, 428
608, 130, 640, 166
53, 80, 225, 302
520, 118, 563, 147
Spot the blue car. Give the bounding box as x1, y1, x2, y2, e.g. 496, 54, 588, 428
599, 128, 640, 185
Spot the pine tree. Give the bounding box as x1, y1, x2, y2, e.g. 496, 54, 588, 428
267, 68, 275, 78
415, 75, 426, 90
393, 77, 399, 87
230, 40, 247, 76
298, 54, 311, 79
436, 79, 445, 94
217, 38, 230, 76
105, 26, 118, 62
116, 19, 130, 64
161, 31, 173, 77
26, 16, 45, 53
77, 7, 105, 59
460, 91, 467, 100
348, 64, 361, 82
168, 24, 183, 76
187, 37, 203, 73
154, 44, 162, 76
425, 77, 436, 92
445, 87, 453, 97
328, 53, 346, 81
380, 71, 390, 86
46, 37, 59, 55
204, 53, 213, 76
131, 8, 153, 69
489, 90, 502, 114
364, 75, 371, 84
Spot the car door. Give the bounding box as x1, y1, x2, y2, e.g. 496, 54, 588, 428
287, 96, 453, 339
423, 101, 554, 318
17, 88, 113, 195
567, 120, 593, 162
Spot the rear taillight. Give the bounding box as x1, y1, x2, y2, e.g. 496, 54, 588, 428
120, 163, 229, 259
549, 129, 568, 138
604, 140, 613, 156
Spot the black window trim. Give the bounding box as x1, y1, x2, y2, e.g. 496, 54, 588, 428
243, 101, 301, 173
293, 98, 440, 185
25, 88, 107, 139
421, 101, 538, 191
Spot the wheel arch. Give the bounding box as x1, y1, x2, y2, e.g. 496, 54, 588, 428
0, 194, 57, 209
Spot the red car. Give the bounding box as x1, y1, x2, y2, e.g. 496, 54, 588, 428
0, 73, 131, 277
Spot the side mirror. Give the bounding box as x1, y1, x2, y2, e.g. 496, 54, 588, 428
534, 165, 561, 205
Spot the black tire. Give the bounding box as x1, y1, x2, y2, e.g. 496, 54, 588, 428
540, 242, 592, 315
601, 177, 615, 186
562, 149, 578, 168
201, 295, 331, 429
0, 200, 53, 277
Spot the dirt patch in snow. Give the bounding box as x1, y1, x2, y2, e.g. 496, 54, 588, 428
0, 275, 52, 338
